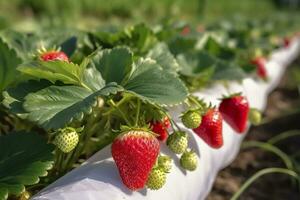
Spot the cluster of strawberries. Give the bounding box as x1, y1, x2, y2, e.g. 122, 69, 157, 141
39, 43, 285, 192
110, 93, 263, 191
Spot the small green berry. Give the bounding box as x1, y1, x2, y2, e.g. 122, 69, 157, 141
167, 131, 188, 154
54, 127, 79, 153
146, 167, 166, 190
180, 150, 198, 171
249, 108, 262, 125
181, 111, 202, 129
158, 155, 172, 173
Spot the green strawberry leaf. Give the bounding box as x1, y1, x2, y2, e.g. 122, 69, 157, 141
177, 51, 216, 77
60, 36, 77, 58
123, 59, 188, 106
18, 61, 85, 85
168, 36, 197, 55
88, 27, 128, 49
0, 37, 22, 92
0, 30, 79, 60
81, 65, 105, 91
90, 47, 133, 85
0, 189, 8, 200
0, 31, 37, 60
0, 131, 54, 200
89, 24, 157, 54
212, 60, 246, 81
202, 36, 235, 61
17, 60, 104, 91
23, 82, 123, 129
2, 80, 52, 114
127, 23, 158, 54
146, 43, 180, 74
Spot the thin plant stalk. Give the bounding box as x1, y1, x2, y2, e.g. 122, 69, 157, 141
230, 168, 299, 200
242, 141, 294, 170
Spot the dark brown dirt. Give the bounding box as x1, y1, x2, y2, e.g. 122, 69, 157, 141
207, 59, 300, 200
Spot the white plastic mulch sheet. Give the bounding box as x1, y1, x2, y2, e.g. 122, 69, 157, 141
33, 40, 300, 200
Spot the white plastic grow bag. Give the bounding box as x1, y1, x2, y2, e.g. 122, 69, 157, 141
33, 39, 300, 200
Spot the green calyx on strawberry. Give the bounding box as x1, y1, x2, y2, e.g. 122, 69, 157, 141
38, 47, 69, 62
111, 129, 160, 191
167, 131, 188, 154
180, 149, 198, 171
146, 167, 167, 190
249, 108, 262, 125
157, 155, 172, 173
54, 127, 79, 153
219, 93, 249, 133
193, 106, 223, 149
181, 110, 202, 129
150, 116, 170, 142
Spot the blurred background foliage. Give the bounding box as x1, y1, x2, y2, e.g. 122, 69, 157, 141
0, 0, 299, 32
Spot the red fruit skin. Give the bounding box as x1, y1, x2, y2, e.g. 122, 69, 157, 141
219, 96, 249, 133
112, 131, 160, 191
252, 57, 267, 79
181, 26, 190, 36
150, 122, 168, 142
283, 37, 291, 48
193, 109, 223, 149
40, 51, 69, 62
150, 117, 170, 142
163, 117, 171, 129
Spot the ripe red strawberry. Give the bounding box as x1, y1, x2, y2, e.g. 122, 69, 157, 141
150, 117, 170, 142
251, 57, 267, 79
283, 37, 291, 48
40, 51, 69, 62
111, 130, 160, 190
219, 94, 249, 133
163, 116, 171, 129
181, 26, 190, 36
193, 108, 223, 149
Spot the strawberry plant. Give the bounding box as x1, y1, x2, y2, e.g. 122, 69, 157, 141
1, 34, 192, 194
0, 132, 54, 200
0, 14, 298, 199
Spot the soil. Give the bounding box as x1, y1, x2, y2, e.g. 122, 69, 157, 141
207, 59, 300, 200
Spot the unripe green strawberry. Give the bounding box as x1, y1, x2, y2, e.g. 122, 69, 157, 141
180, 150, 198, 171
249, 108, 262, 125
167, 131, 188, 154
54, 127, 79, 153
158, 155, 172, 173
146, 167, 166, 190
181, 111, 202, 129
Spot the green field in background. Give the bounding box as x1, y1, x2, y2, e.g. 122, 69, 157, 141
0, 0, 298, 31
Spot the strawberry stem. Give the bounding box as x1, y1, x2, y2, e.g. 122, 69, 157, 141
108, 99, 132, 126
102, 95, 132, 116
187, 96, 203, 110
171, 119, 182, 132
134, 98, 141, 126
